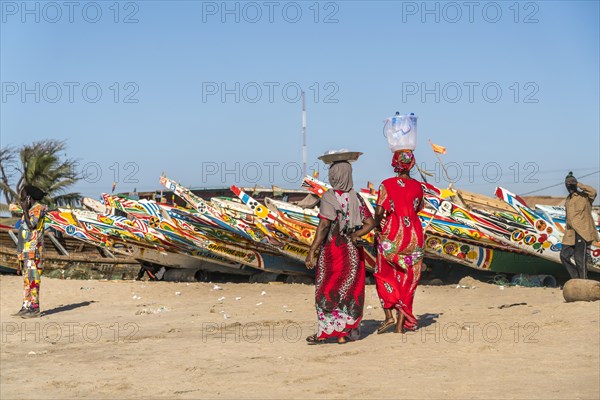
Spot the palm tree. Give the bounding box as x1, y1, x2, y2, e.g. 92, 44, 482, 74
0, 146, 16, 206
0, 140, 80, 210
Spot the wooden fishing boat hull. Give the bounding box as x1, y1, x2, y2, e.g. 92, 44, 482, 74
128, 245, 254, 275
424, 232, 569, 276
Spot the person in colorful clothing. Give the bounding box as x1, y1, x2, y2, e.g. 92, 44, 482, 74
560, 172, 599, 279
374, 150, 424, 334
13, 185, 48, 318
305, 159, 376, 344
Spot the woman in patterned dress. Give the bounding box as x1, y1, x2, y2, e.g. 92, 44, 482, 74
305, 161, 376, 344
374, 150, 424, 334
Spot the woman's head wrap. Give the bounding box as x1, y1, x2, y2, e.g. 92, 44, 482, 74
391, 150, 415, 173
320, 161, 363, 233
328, 161, 354, 192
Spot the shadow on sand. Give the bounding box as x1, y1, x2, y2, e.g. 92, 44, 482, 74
362, 312, 442, 336
42, 301, 95, 317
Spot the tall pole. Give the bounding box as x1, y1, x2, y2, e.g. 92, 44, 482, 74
301, 91, 307, 178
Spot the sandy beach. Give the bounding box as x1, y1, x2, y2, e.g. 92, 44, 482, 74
1, 274, 598, 399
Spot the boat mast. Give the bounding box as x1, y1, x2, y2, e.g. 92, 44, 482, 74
301, 91, 307, 178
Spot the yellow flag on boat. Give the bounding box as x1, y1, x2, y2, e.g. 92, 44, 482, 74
430, 142, 447, 154
312, 170, 319, 179
111, 181, 117, 193
439, 188, 454, 198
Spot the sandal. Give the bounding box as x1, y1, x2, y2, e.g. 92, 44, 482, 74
337, 336, 353, 345
377, 319, 395, 334
306, 334, 325, 345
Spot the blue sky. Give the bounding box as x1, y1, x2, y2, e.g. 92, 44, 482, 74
1, 0, 599, 203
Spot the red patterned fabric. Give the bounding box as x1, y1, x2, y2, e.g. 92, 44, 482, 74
315, 194, 372, 339
374, 176, 424, 330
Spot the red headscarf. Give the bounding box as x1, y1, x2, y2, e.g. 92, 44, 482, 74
391, 150, 415, 173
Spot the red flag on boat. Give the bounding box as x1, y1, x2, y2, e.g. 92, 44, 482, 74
430, 141, 447, 154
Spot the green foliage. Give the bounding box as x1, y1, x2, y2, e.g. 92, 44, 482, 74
0, 140, 80, 209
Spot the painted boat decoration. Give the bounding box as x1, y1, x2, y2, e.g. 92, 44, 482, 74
45, 210, 113, 249
423, 188, 561, 261
229, 185, 312, 260
424, 231, 566, 275
264, 198, 320, 226
75, 208, 268, 274
301, 175, 331, 196
495, 188, 562, 240
534, 204, 600, 233
209, 196, 295, 245
80, 194, 307, 275
495, 187, 600, 272
160, 176, 265, 242
419, 208, 500, 246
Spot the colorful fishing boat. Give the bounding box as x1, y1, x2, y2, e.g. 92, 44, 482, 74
423, 232, 566, 275
302, 176, 588, 275
534, 204, 600, 233
22, 168, 598, 280
495, 187, 600, 272
159, 176, 265, 242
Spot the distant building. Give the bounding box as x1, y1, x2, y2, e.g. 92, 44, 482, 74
521, 196, 565, 207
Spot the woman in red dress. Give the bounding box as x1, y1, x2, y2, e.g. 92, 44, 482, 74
374, 150, 424, 334
305, 160, 375, 344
